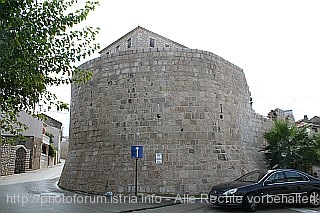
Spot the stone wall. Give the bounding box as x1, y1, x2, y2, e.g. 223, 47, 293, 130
17, 136, 41, 170
59, 47, 272, 194
60, 138, 69, 159
2, 136, 42, 170
1, 144, 31, 176
31, 137, 42, 170
40, 154, 48, 169
100, 27, 185, 56
1, 144, 16, 176
24, 149, 31, 172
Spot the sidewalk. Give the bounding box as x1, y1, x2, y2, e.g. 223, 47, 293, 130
0, 160, 64, 186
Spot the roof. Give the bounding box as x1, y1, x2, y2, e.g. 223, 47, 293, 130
40, 113, 63, 129
98, 26, 187, 54
295, 121, 310, 128
296, 116, 320, 126
309, 116, 320, 124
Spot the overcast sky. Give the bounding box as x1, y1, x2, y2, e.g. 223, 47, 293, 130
46, 0, 320, 136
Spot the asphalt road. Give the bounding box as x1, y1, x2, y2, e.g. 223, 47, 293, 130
0, 162, 319, 213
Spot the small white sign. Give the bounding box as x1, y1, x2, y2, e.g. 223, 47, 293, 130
155, 153, 163, 164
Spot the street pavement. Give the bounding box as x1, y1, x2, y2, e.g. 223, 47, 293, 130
0, 161, 175, 213
0, 162, 319, 213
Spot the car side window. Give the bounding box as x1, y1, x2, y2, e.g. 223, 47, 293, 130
241, 172, 261, 182
285, 171, 309, 182
237, 171, 264, 182
300, 174, 309, 181
267, 172, 285, 183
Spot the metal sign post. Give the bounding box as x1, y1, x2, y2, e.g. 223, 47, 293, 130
135, 158, 138, 196
131, 145, 143, 196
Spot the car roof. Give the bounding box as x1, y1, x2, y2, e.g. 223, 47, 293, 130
268, 168, 300, 172
266, 169, 317, 178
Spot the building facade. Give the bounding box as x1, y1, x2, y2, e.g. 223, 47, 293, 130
60, 136, 69, 159
42, 114, 63, 164
59, 26, 272, 194
1, 111, 62, 176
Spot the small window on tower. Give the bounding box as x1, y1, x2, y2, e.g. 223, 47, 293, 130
127, 38, 132, 49
165, 44, 170, 47
150, 37, 155, 48
116, 45, 120, 52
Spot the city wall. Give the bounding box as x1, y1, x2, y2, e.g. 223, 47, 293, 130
59, 48, 272, 194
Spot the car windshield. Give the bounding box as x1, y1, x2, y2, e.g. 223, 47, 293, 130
236, 170, 267, 183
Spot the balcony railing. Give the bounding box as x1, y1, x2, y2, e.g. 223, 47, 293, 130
42, 134, 50, 145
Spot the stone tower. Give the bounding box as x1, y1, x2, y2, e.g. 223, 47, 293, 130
59, 26, 271, 194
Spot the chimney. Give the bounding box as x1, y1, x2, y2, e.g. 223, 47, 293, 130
304, 115, 308, 121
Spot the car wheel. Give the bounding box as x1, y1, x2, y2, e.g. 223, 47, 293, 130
243, 193, 259, 212
309, 190, 320, 208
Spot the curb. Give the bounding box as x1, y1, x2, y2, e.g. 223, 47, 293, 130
115, 201, 180, 213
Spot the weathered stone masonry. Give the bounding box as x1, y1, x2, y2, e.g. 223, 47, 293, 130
59, 46, 272, 194
1, 144, 31, 175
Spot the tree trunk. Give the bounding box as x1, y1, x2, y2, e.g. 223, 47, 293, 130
0, 132, 2, 176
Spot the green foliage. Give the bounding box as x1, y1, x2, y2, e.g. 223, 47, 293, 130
0, 0, 100, 138
48, 144, 56, 157
1, 134, 27, 145
45, 132, 54, 143
261, 120, 320, 174
1, 136, 16, 145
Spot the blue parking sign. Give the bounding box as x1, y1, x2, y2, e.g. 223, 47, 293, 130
131, 146, 143, 158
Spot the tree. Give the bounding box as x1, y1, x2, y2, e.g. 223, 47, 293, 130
0, 0, 99, 175
0, 0, 100, 136
261, 120, 320, 174
48, 144, 57, 157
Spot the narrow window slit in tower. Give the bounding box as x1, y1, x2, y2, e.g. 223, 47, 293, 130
150, 37, 155, 48
127, 38, 132, 49
90, 91, 93, 107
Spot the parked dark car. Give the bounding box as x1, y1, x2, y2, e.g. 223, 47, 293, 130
208, 169, 320, 212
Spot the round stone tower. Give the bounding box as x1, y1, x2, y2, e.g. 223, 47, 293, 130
59, 27, 271, 195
